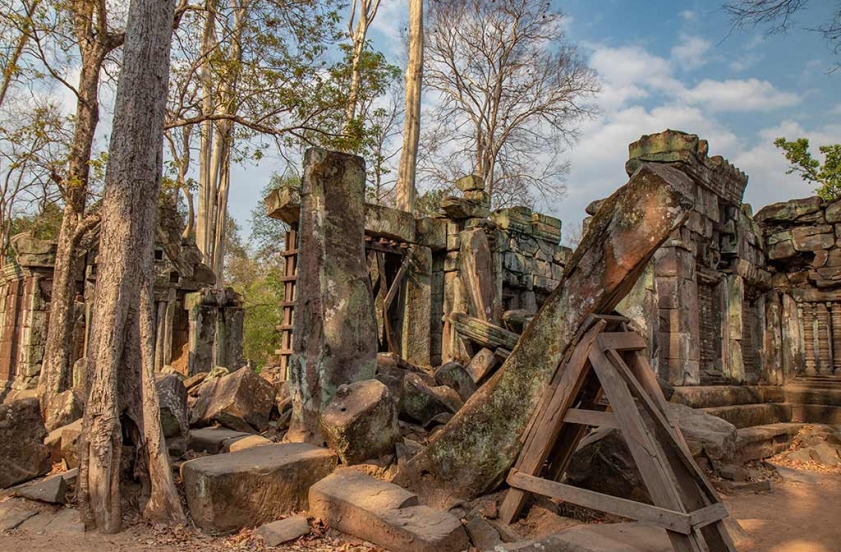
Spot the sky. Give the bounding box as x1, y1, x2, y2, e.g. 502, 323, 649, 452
228, 0, 841, 242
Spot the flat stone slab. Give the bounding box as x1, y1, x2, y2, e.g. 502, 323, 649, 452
254, 514, 311, 546
182, 443, 337, 534
11, 472, 67, 504
187, 427, 251, 454
495, 522, 671, 552
309, 469, 469, 552
0, 498, 47, 531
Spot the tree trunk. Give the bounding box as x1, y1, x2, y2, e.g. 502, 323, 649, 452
395, 0, 422, 213
38, 40, 106, 428
79, 0, 182, 531
196, 0, 217, 263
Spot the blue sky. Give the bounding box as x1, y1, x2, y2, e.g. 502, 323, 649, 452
231, 0, 841, 242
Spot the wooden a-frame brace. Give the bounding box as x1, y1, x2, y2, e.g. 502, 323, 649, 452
500, 314, 737, 552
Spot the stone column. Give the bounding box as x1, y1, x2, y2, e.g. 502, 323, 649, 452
724, 274, 745, 383
764, 292, 783, 385
401, 245, 432, 367
287, 148, 377, 443
781, 293, 803, 380
801, 303, 818, 376
654, 243, 699, 385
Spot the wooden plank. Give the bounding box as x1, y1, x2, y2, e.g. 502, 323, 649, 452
449, 312, 520, 351
384, 253, 410, 310
689, 503, 729, 529
563, 408, 618, 429
377, 252, 398, 353
507, 471, 692, 535
598, 332, 647, 352
499, 322, 605, 524
589, 347, 700, 552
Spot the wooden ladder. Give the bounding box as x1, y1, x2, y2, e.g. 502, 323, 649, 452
499, 314, 737, 552
275, 224, 298, 380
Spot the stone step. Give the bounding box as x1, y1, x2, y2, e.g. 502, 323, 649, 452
790, 403, 841, 424
309, 469, 469, 552
784, 386, 841, 406
736, 423, 805, 462
181, 443, 337, 534
671, 386, 784, 409
701, 403, 792, 429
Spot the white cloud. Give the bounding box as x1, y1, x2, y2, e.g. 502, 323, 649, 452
681, 79, 801, 111
680, 10, 697, 20
728, 52, 764, 73
671, 35, 713, 70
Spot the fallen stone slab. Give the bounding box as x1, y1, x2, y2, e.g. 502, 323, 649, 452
0, 398, 51, 488
0, 497, 48, 531
309, 469, 469, 552
394, 163, 693, 507
320, 379, 400, 465
399, 373, 463, 426
668, 403, 737, 463
182, 443, 337, 534
227, 435, 272, 453
254, 514, 311, 546
187, 427, 252, 454
18, 506, 85, 535
12, 472, 67, 504
157, 373, 189, 439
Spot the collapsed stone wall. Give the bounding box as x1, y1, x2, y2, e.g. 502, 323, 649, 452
757, 196, 841, 376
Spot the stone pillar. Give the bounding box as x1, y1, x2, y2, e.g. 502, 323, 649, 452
654, 243, 699, 385
831, 303, 841, 375
764, 292, 783, 385
287, 148, 377, 443
801, 303, 818, 376
186, 291, 216, 375
725, 274, 745, 383
781, 293, 803, 380
220, 306, 244, 370
401, 246, 432, 367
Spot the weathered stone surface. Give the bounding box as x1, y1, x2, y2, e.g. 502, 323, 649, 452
10, 232, 57, 266
768, 240, 796, 260
17, 506, 86, 535
254, 514, 311, 546
288, 148, 378, 443
456, 174, 485, 192
501, 309, 535, 334
44, 389, 83, 432
668, 403, 737, 462
401, 246, 433, 366
191, 367, 274, 433
320, 379, 400, 465
365, 203, 416, 243
465, 348, 499, 383
0, 497, 46, 531
441, 196, 490, 220
495, 522, 672, 552
309, 469, 469, 552
58, 419, 83, 469
434, 361, 478, 402
187, 427, 251, 454
264, 184, 301, 225
12, 472, 67, 504
400, 373, 463, 426
0, 398, 50, 488
826, 200, 841, 223
414, 216, 447, 251
182, 443, 338, 534
393, 162, 693, 507
755, 196, 822, 223
157, 373, 188, 439
465, 516, 503, 550
791, 226, 834, 251
227, 435, 272, 452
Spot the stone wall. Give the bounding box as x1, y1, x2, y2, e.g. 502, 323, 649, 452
756, 196, 841, 377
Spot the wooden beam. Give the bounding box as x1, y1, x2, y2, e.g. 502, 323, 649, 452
507, 471, 693, 535
563, 408, 618, 429
384, 253, 410, 310
597, 332, 647, 352
448, 312, 519, 351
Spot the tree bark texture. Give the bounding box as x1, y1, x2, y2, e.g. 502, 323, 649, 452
392, 163, 696, 507
79, 0, 182, 532
395, 0, 422, 213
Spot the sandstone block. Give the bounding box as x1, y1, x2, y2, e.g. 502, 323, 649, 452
191, 367, 274, 433
254, 514, 311, 546
465, 348, 499, 383
365, 203, 416, 243
227, 435, 272, 452
434, 361, 478, 402
12, 472, 67, 504
400, 373, 463, 426
792, 227, 834, 252
320, 380, 400, 465
0, 398, 50, 488
668, 403, 737, 462
455, 174, 485, 192
768, 240, 796, 260
755, 196, 822, 223
187, 427, 251, 454
441, 196, 490, 220
44, 389, 82, 432
157, 373, 188, 439
309, 470, 469, 552
58, 419, 83, 469
182, 443, 337, 534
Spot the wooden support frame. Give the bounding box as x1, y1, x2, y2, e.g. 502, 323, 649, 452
368, 242, 411, 355
500, 316, 736, 552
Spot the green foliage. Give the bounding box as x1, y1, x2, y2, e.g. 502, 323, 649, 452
9, 200, 63, 240
775, 137, 841, 201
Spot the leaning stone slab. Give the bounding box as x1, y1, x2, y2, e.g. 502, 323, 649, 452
192, 367, 275, 433
0, 398, 50, 488
182, 443, 337, 534
393, 162, 693, 507
309, 469, 469, 552
12, 472, 67, 504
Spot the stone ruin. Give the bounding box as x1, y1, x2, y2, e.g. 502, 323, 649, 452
0, 197, 244, 392
2, 130, 840, 552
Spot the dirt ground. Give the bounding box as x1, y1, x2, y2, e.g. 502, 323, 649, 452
1, 465, 839, 552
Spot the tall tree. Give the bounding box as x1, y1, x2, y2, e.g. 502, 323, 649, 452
78, 0, 182, 532
396, 0, 422, 212
345, 0, 382, 134
422, 0, 599, 208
